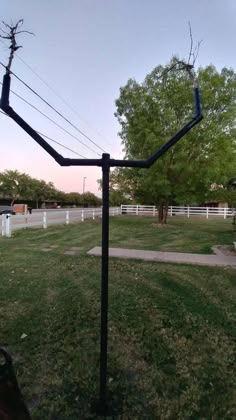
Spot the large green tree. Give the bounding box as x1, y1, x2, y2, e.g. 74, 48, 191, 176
0, 170, 32, 205
29, 179, 57, 208
81, 192, 101, 207
0, 170, 58, 207
114, 60, 236, 223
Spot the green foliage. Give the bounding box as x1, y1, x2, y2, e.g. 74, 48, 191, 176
114, 60, 236, 210
206, 177, 236, 208
109, 190, 130, 206
0, 170, 36, 205
81, 192, 101, 207
0, 170, 58, 207
97, 170, 134, 204
0, 170, 101, 207
63, 192, 82, 206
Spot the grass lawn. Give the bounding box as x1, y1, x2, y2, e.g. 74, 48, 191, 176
109, 215, 235, 254
0, 216, 235, 419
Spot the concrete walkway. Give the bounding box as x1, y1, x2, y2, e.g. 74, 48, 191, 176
87, 247, 236, 268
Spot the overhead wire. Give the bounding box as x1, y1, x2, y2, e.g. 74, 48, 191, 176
0, 80, 101, 156
36, 131, 87, 158
0, 37, 113, 149
0, 108, 87, 158
0, 61, 107, 154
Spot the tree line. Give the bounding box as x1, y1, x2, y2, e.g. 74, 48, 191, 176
0, 170, 102, 208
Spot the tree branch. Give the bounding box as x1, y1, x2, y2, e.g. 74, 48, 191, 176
0, 19, 35, 73
187, 21, 193, 65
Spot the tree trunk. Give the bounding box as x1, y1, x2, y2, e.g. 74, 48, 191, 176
158, 203, 168, 224
10, 197, 16, 207
163, 204, 168, 224
158, 204, 163, 224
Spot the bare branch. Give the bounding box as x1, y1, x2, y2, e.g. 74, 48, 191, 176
0, 27, 9, 35
15, 30, 35, 36
193, 40, 203, 66
0, 35, 11, 40
0, 19, 35, 73
187, 21, 193, 65
153, 24, 202, 86
187, 22, 202, 68
2, 21, 12, 31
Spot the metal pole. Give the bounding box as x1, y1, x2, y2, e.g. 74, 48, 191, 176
83, 176, 87, 194
0, 73, 203, 416
97, 153, 110, 415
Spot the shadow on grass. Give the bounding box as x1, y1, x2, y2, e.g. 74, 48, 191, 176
157, 276, 235, 337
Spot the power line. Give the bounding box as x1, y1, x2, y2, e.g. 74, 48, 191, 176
12, 47, 113, 147
36, 132, 87, 158
0, 80, 101, 156
0, 61, 107, 154
0, 108, 87, 158
0, 37, 112, 148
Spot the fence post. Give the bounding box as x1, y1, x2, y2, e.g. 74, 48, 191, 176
224, 207, 227, 219
170, 206, 173, 217
136, 205, 138, 215
93, 209, 95, 220
187, 206, 190, 218
1, 215, 6, 237
206, 207, 209, 219
43, 212, 47, 229
66, 211, 69, 225
5, 215, 11, 237
152, 206, 155, 217
81, 210, 84, 222
112, 208, 115, 216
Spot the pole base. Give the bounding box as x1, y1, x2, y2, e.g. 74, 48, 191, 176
92, 393, 123, 417
92, 400, 113, 417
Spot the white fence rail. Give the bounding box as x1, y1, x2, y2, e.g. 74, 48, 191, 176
121, 204, 234, 219
1, 207, 120, 237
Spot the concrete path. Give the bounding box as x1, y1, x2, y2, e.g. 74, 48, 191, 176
87, 247, 236, 267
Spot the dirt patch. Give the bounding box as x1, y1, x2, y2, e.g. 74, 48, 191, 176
151, 223, 173, 228
64, 247, 82, 255
0, 301, 28, 321
212, 245, 236, 256
64, 250, 76, 255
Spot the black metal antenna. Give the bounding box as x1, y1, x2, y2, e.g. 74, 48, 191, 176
0, 70, 203, 416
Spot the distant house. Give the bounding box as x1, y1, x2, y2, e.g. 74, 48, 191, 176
203, 183, 228, 208
203, 201, 228, 208
41, 200, 58, 209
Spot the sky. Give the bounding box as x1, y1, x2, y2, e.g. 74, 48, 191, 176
1, 0, 235, 195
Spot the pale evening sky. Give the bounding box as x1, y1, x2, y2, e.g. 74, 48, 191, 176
1, 0, 235, 195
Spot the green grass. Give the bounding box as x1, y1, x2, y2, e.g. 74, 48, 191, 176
109, 215, 235, 253
0, 217, 235, 418
9, 214, 235, 254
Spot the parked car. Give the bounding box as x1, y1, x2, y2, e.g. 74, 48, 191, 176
0, 206, 16, 215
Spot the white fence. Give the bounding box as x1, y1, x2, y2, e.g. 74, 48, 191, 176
1, 204, 233, 238
121, 204, 234, 219
1, 207, 120, 237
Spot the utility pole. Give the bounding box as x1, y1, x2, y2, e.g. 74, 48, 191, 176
83, 176, 87, 194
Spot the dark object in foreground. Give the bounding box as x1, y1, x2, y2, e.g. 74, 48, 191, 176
0, 347, 31, 420
0, 206, 16, 215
